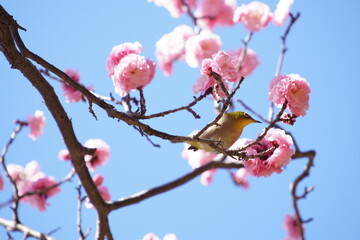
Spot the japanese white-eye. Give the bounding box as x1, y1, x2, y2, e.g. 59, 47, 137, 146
188, 111, 260, 152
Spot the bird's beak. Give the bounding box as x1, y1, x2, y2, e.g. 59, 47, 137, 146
253, 119, 261, 123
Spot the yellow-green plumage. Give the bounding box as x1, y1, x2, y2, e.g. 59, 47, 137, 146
188, 111, 260, 152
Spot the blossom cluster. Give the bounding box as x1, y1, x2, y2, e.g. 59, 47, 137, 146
7, 160, 60, 211
192, 49, 259, 99
151, 0, 293, 78
241, 128, 294, 177
269, 74, 310, 117
149, 0, 293, 30
106, 42, 156, 97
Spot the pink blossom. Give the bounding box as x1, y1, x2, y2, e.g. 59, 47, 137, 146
106, 42, 143, 77
142, 233, 161, 240
148, 0, 196, 18
111, 52, 156, 97
0, 174, 4, 190
192, 74, 229, 100
232, 168, 250, 189
142, 233, 178, 240
233, 1, 273, 32
227, 48, 260, 77
7, 160, 60, 211
196, 0, 236, 29
242, 128, 294, 177
192, 74, 215, 95
185, 30, 222, 68
155, 25, 194, 76
27, 110, 46, 140
202, 50, 239, 82
58, 149, 71, 161
163, 233, 178, 240
182, 143, 218, 169
85, 174, 111, 208
193, 50, 237, 100
22, 175, 61, 211
61, 69, 93, 103
200, 169, 217, 185
84, 139, 110, 172
182, 142, 219, 185
269, 74, 310, 116
273, 0, 294, 26
283, 214, 302, 240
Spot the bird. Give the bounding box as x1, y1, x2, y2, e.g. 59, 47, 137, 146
188, 111, 260, 152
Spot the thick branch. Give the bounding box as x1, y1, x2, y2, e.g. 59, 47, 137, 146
0, 6, 109, 238
109, 160, 243, 210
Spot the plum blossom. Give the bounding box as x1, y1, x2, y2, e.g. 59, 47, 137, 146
193, 50, 240, 100
58, 149, 71, 161
269, 74, 310, 116
61, 69, 93, 103
142, 233, 178, 240
231, 168, 250, 189
107, 42, 156, 97
0, 174, 4, 190
227, 48, 260, 77
185, 30, 222, 68
7, 160, 60, 211
242, 128, 294, 177
148, 0, 196, 18
27, 110, 46, 140
84, 139, 110, 172
106, 42, 143, 76
182, 142, 219, 186
163, 234, 178, 240
201, 51, 239, 82
273, 0, 294, 26
283, 214, 302, 240
143, 233, 161, 240
155, 25, 194, 76
196, 0, 236, 29
233, 1, 273, 32
85, 174, 111, 208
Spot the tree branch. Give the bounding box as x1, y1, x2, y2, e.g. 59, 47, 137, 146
109, 160, 243, 210
290, 150, 315, 240
0, 6, 110, 239
0, 218, 56, 240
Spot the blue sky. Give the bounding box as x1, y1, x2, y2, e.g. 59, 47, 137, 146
1, 1, 359, 239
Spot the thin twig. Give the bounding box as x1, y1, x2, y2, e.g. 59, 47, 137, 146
236, 32, 254, 71
275, 13, 301, 76
0, 122, 27, 223
138, 88, 146, 115
269, 12, 300, 121
76, 184, 91, 240
290, 150, 315, 240
134, 87, 212, 120
237, 100, 288, 153
19, 170, 75, 199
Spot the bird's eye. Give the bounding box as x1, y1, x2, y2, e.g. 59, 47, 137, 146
244, 113, 249, 118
